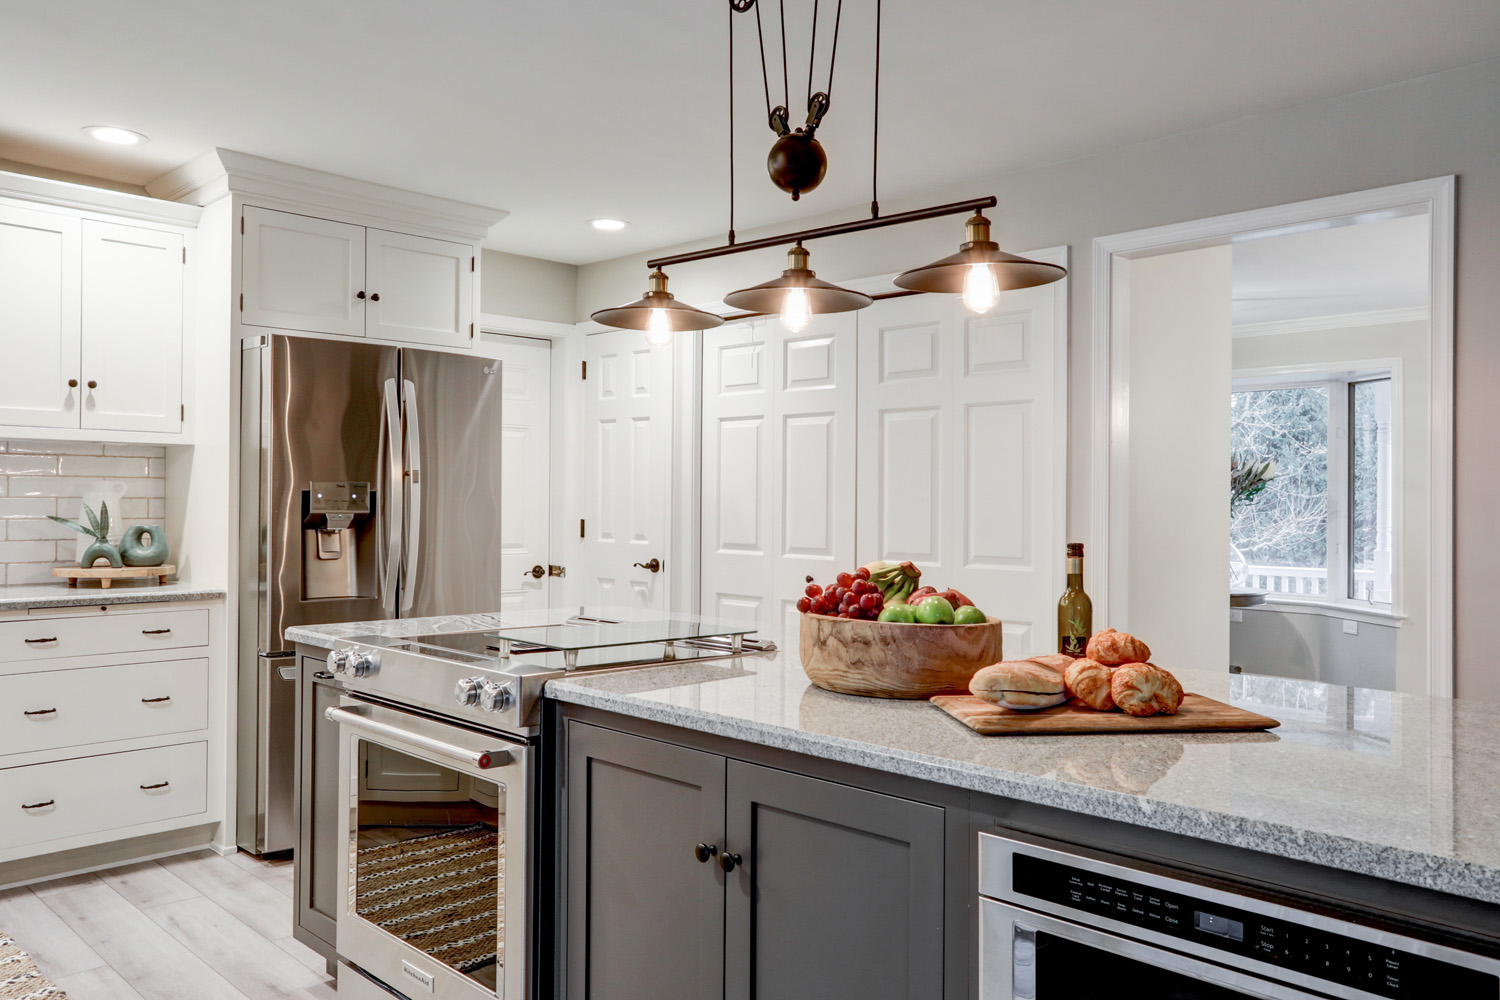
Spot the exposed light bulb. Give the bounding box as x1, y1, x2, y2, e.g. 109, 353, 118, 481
780, 286, 812, 332
645, 308, 673, 347
962, 263, 1000, 314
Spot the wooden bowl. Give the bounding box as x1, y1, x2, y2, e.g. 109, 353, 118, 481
799, 612, 1004, 698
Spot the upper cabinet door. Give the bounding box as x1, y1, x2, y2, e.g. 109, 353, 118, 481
0, 205, 80, 428
364, 229, 472, 348
80, 221, 184, 433
242, 206, 366, 338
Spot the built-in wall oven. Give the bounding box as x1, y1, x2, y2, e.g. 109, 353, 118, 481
979, 834, 1500, 1000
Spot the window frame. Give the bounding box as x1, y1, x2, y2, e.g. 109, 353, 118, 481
1231, 359, 1404, 619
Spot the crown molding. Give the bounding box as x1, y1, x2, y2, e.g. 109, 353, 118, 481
145, 149, 507, 242
0, 168, 201, 227
1232, 305, 1429, 339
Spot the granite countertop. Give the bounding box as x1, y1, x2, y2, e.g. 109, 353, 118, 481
0, 581, 227, 612
287, 613, 1500, 906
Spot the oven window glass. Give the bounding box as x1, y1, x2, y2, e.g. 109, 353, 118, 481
352, 740, 505, 991
1034, 931, 1258, 998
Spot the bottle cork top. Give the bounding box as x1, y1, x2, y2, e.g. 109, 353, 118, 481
1066, 542, 1084, 557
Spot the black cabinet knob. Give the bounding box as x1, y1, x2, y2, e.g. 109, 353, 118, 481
718, 851, 742, 873
370, 292, 380, 302
694, 843, 718, 864
356, 290, 366, 299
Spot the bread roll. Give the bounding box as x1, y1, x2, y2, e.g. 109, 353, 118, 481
1027, 653, 1076, 672
1085, 628, 1152, 666
970, 659, 1068, 711
1109, 662, 1184, 717
1063, 658, 1115, 711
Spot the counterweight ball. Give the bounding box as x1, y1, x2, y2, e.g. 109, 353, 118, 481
767, 132, 827, 201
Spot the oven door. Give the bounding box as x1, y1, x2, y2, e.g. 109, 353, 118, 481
980, 899, 1327, 1000
331, 695, 530, 1000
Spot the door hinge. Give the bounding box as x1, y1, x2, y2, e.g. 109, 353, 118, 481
581, 360, 587, 380
548, 564, 566, 578
580, 519, 585, 539
240, 216, 244, 235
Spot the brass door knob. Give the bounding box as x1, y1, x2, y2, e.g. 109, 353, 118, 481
86, 380, 98, 389
524, 564, 545, 579
633, 558, 662, 573
68, 378, 78, 388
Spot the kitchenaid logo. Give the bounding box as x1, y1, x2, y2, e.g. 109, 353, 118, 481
401, 961, 436, 992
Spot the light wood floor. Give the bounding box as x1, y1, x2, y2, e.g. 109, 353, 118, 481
0, 849, 335, 1000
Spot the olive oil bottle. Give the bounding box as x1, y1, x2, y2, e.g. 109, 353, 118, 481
1058, 542, 1092, 657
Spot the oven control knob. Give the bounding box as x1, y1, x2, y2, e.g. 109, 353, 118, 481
348, 651, 380, 678
454, 677, 483, 707
478, 679, 515, 713
326, 649, 350, 674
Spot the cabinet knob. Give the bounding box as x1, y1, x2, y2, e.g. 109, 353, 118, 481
694, 843, 718, 864
356, 290, 366, 300
718, 851, 742, 873
370, 292, 380, 302
87, 380, 98, 390
68, 378, 78, 388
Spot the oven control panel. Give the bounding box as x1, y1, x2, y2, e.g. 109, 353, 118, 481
1010, 853, 1497, 1000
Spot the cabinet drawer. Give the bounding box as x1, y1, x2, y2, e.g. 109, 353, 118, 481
0, 608, 208, 663
0, 741, 207, 851
1, 658, 208, 757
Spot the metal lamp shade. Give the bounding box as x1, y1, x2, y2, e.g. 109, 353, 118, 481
894, 245, 1066, 293
722, 271, 872, 314
590, 269, 725, 332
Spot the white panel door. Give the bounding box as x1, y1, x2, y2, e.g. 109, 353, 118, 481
578, 329, 673, 612
366, 229, 474, 348
241, 206, 366, 337
493, 336, 553, 611
80, 220, 183, 433
700, 314, 857, 639
856, 265, 1065, 658
0, 204, 79, 428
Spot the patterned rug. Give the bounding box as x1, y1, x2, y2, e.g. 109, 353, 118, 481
0, 933, 66, 1000
355, 824, 503, 975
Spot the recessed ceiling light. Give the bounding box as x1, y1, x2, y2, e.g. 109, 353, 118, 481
590, 218, 629, 231
83, 126, 148, 145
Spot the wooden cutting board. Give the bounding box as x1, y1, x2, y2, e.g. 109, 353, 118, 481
930, 693, 1279, 735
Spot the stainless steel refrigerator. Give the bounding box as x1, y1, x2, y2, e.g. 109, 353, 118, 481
237, 334, 504, 854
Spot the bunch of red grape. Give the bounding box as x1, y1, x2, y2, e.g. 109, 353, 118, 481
796, 568, 886, 620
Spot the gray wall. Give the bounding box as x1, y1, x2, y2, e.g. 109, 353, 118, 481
480, 248, 577, 324
1232, 608, 1398, 692
577, 57, 1500, 704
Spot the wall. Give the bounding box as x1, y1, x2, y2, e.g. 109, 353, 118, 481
0, 440, 167, 584
480, 248, 577, 324
576, 57, 1500, 703
1231, 609, 1398, 691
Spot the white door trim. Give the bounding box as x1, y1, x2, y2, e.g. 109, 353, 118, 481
1090, 176, 1455, 697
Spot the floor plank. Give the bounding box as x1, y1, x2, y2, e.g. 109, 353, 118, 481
153, 850, 294, 940
25, 871, 102, 897
96, 861, 199, 910
50, 965, 149, 1000
40, 881, 247, 1000
274, 935, 331, 975
145, 895, 326, 1000
0, 885, 107, 978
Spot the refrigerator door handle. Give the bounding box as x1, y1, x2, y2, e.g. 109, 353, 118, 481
381, 377, 403, 614
400, 377, 422, 614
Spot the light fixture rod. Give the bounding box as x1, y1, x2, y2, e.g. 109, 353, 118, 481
646, 195, 998, 271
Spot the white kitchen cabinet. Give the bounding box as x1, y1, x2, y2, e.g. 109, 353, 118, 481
241, 206, 366, 338
0, 204, 81, 428
81, 220, 184, 433
241, 206, 474, 348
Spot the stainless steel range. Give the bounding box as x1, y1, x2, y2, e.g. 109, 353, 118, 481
319, 615, 766, 1000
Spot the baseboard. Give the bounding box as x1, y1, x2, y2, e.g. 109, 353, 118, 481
0, 823, 217, 889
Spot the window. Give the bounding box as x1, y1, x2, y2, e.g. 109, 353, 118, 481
1231, 368, 1394, 606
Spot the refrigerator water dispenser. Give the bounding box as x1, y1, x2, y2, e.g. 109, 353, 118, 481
302, 481, 375, 600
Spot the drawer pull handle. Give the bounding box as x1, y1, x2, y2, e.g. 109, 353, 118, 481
141, 629, 172, 635
21, 800, 55, 810
140, 696, 171, 704
139, 781, 170, 791
23, 708, 57, 717
24, 637, 58, 645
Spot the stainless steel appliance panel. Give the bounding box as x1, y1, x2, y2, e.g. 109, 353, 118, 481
399, 350, 505, 619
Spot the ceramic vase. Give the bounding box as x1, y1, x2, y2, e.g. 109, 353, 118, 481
74, 481, 128, 563
120, 525, 169, 567
81, 540, 124, 569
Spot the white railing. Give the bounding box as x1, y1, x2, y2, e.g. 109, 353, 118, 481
1238, 564, 1380, 599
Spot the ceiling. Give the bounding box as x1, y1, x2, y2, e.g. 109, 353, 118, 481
2, 1, 1498, 265
1231, 214, 1430, 328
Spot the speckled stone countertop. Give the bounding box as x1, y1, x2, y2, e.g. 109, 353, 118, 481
0, 581, 226, 612
288, 613, 1500, 906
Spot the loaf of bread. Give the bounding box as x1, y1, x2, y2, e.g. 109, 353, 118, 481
1026, 653, 1076, 673
1085, 628, 1152, 666
969, 659, 1068, 711
1063, 658, 1116, 711
1109, 662, 1184, 717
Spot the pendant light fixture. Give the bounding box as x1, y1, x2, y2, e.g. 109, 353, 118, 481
722, 244, 871, 332
894, 212, 1066, 313
589, 269, 724, 346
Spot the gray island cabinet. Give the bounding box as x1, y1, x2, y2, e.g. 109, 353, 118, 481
558, 708, 968, 1000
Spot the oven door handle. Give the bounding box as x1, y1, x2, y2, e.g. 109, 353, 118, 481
325, 706, 510, 770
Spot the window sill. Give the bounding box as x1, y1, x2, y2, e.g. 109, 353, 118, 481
1250, 597, 1405, 627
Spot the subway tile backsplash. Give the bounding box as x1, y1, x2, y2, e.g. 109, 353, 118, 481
0, 440, 167, 585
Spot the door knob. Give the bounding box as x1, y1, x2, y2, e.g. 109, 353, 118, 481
694, 843, 718, 863
370, 292, 381, 302
524, 564, 545, 579
68, 379, 78, 388
633, 558, 662, 573
86, 380, 98, 389
356, 290, 366, 299
718, 850, 743, 873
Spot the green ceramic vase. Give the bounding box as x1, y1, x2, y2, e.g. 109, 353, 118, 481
120, 525, 170, 567
81, 540, 123, 569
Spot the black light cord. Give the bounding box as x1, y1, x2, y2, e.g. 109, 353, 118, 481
779, 0, 789, 114
871, 0, 881, 218
808, 0, 819, 109
728, 0, 736, 244
826, 0, 843, 99
754, 1, 772, 124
